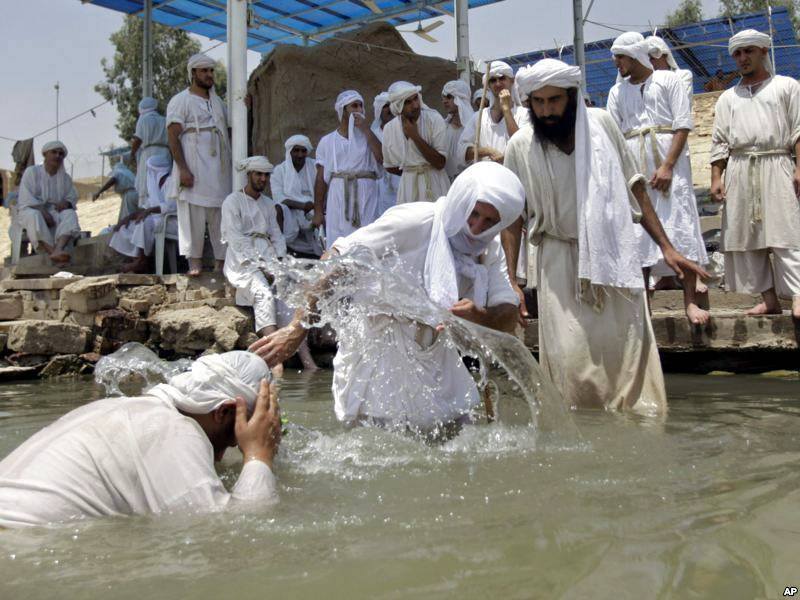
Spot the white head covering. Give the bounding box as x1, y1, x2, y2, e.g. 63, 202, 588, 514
187, 53, 216, 82
138, 97, 158, 115
472, 88, 485, 104
442, 80, 475, 126
482, 60, 522, 106
335, 90, 364, 122
371, 91, 390, 133
646, 36, 679, 70
728, 29, 774, 74
236, 156, 274, 174
423, 161, 524, 310
610, 31, 653, 71
284, 134, 313, 156
146, 153, 172, 205
41, 140, 67, 157
148, 351, 270, 414
388, 81, 424, 116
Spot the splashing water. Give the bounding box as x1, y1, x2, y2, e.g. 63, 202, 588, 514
94, 342, 192, 396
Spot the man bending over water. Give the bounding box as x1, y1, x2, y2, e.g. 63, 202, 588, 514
0, 352, 281, 528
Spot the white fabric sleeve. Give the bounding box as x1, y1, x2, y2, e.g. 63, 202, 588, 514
230, 460, 279, 504
266, 201, 287, 257
270, 165, 288, 203
333, 203, 430, 259
17, 167, 42, 210
678, 70, 694, 101
485, 240, 520, 307
220, 195, 254, 255
428, 111, 449, 156
709, 93, 730, 164
514, 106, 531, 128
166, 94, 186, 127
458, 111, 479, 158
596, 110, 645, 218
381, 122, 400, 169
668, 74, 693, 131
605, 86, 622, 129
785, 78, 800, 147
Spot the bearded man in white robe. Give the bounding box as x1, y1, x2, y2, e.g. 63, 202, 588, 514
222, 157, 318, 374
166, 53, 230, 276
313, 90, 383, 249
646, 36, 694, 100
607, 33, 710, 326
130, 97, 171, 205
92, 155, 139, 222
109, 154, 177, 273
503, 59, 708, 413
16, 141, 81, 265
270, 135, 323, 258
381, 81, 450, 205
251, 162, 523, 432
370, 91, 401, 217
0, 352, 281, 528
710, 30, 800, 319
441, 80, 474, 181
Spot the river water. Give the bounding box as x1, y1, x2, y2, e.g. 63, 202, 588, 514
0, 371, 798, 599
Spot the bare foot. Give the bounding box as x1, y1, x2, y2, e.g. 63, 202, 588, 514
792, 296, 800, 320
49, 251, 70, 264
696, 280, 709, 294
745, 302, 782, 316
298, 341, 319, 372
686, 303, 710, 326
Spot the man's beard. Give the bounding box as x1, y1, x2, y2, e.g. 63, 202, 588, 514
530, 95, 578, 146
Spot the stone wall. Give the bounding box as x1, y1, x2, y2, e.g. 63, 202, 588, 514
688, 90, 724, 193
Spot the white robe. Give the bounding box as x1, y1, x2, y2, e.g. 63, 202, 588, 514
443, 116, 464, 181
504, 113, 666, 414
607, 69, 708, 273
221, 190, 288, 332
371, 123, 401, 217
331, 203, 519, 430
458, 106, 531, 167
133, 111, 170, 204
110, 163, 139, 222
16, 164, 81, 248
270, 157, 323, 256
316, 129, 380, 249
382, 109, 451, 204
109, 174, 177, 258
0, 395, 277, 528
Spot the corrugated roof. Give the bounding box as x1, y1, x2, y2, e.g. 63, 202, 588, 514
501, 7, 800, 106
87, 0, 505, 53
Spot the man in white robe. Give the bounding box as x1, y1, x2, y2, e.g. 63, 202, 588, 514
646, 36, 694, 100
607, 33, 710, 325
92, 156, 139, 222
109, 154, 177, 273
503, 59, 708, 413
250, 162, 523, 432
313, 90, 383, 249
382, 81, 450, 204
472, 89, 485, 112
130, 97, 171, 205
270, 135, 323, 258
166, 53, 230, 276
16, 140, 81, 265
222, 157, 318, 373
458, 61, 530, 166
0, 352, 281, 528
370, 91, 401, 217
710, 30, 800, 319
441, 80, 474, 181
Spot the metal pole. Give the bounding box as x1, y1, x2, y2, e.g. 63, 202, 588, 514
226, 0, 233, 117
572, 0, 587, 93
229, 0, 249, 191
55, 82, 60, 139
143, 0, 153, 97
767, 3, 777, 75
455, 0, 470, 84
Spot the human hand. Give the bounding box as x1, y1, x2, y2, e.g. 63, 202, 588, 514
401, 115, 418, 139
54, 201, 71, 212
235, 379, 281, 468
649, 164, 673, 193
490, 149, 505, 163
179, 168, 195, 188
312, 211, 324, 228
249, 321, 307, 368
132, 210, 148, 223
662, 247, 710, 282
512, 284, 528, 327
40, 208, 55, 228
304, 201, 314, 213
710, 178, 726, 203
353, 111, 369, 132
449, 298, 486, 324
498, 89, 513, 112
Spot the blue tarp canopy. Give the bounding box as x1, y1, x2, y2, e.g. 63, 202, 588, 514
85, 0, 504, 53
501, 7, 800, 106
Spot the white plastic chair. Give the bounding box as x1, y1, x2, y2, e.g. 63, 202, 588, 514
154, 212, 179, 276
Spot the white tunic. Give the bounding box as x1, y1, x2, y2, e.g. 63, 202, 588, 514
710, 75, 800, 252
133, 111, 171, 203
16, 164, 81, 247
316, 129, 380, 249
607, 69, 708, 269
370, 123, 401, 217
0, 396, 277, 527
109, 173, 177, 258
331, 203, 519, 430
165, 89, 231, 207
110, 163, 139, 221
271, 157, 323, 256
458, 106, 531, 166
443, 116, 464, 181
382, 109, 451, 204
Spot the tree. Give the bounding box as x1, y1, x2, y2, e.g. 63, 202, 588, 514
95, 16, 227, 143
665, 0, 704, 27
719, 0, 798, 26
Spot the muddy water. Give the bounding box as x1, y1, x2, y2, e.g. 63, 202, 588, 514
0, 372, 798, 599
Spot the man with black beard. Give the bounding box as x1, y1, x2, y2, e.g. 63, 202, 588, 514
501, 59, 708, 413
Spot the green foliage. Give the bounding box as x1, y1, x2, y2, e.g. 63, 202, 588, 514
95, 16, 227, 142
665, 0, 704, 27
719, 0, 798, 26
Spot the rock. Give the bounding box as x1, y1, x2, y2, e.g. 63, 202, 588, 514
60, 277, 118, 313
0, 365, 39, 381
7, 320, 89, 355
0, 292, 24, 320
1, 277, 82, 291
40, 354, 89, 378
148, 305, 253, 355
6, 352, 50, 368
93, 309, 149, 354
80, 352, 102, 364
760, 370, 799, 379
0, 333, 6, 352
62, 310, 96, 328
119, 285, 167, 313
18, 289, 61, 320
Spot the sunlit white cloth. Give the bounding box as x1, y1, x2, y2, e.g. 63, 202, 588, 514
645, 35, 694, 98
133, 99, 170, 205
442, 80, 474, 181
110, 162, 140, 221
0, 352, 277, 528
16, 164, 80, 248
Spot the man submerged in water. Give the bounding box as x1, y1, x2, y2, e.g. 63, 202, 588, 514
250, 161, 524, 434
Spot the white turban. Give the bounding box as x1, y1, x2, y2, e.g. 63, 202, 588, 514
236, 156, 274, 174
646, 36, 679, 71
138, 97, 158, 115
610, 31, 652, 70
335, 90, 364, 122
41, 140, 67, 157
516, 58, 582, 97
148, 351, 271, 414
472, 88, 484, 103
187, 53, 216, 82
388, 81, 423, 116
481, 60, 521, 107
371, 91, 390, 132
729, 29, 773, 73
442, 80, 475, 127
284, 134, 312, 154
424, 161, 524, 310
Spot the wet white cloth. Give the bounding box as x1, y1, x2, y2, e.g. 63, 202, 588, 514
610, 31, 652, 70
16, 164, 80, 248
133, 101, 170, 205
382, 107, 450, 204
607, 69, 708, 271
222, 190, 288, 331
728, 29, 774, 74
724, 247, 800, 298
110, 162, 140, 221
710, 75, 800, 253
